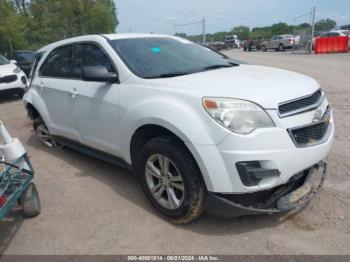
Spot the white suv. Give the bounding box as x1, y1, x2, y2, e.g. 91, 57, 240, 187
24, 34, 334, 224
0, 54, 27, 98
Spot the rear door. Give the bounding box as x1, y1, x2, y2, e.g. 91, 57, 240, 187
266, 36, 276, 49
69, 43, 122, 156
38, 45, 79, 140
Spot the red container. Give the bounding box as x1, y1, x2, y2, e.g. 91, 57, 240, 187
315, 36, 349, 54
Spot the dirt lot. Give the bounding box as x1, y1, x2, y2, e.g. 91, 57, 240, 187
0, 50, 349, 255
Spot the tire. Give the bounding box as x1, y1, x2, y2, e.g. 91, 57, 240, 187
262, 45, 267, 52
20, 183, 41, 217
248, 45, 252, 52
243, 46, 247, 52
135, 136, 206, 224
33, 117, 63, 148
278, 44, 285, 52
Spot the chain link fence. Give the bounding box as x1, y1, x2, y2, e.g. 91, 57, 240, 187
292, 8, 316, 54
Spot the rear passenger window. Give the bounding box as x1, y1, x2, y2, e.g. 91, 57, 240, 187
40, 45, 73, 78
73, 43, 115, 78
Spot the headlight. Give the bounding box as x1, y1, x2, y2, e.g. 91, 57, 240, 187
203, 97, 275, 134
13, 66, 22, 73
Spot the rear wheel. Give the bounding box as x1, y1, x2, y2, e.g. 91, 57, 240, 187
278, 44, 285, 52
135, 136, 206, 224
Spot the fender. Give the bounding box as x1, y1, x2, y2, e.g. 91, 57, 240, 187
120, 97, 230, 191
23, 88, 53, 133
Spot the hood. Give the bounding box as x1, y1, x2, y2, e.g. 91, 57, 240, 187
0, 63, 17, 77
150, 65, 320, 109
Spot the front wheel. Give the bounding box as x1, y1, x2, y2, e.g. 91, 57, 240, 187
262, 45, 267, 52
135, 137, 206, 224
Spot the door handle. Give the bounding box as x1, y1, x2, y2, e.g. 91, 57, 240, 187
69, 88, 78, 98
39, 81, 44, 91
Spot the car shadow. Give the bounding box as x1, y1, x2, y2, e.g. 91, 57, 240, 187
0, 208, 24, 255
25, 133, 298, 236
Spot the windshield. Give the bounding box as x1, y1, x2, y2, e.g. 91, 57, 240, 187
15, 51, 35, 62
110, 37, 235, 79
0, 54, 9, 65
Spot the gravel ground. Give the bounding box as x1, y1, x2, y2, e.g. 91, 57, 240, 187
0, 49, 349, 255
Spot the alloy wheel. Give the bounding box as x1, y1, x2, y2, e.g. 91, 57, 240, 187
145, 154, 185, 210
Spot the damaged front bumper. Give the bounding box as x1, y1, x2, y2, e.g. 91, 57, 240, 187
205, 161, 327, 217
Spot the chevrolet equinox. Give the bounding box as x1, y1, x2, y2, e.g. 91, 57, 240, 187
24, 34, 334, 224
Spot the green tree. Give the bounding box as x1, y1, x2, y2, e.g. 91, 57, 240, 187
314, 19, 337, 31
0, 0, 27, 55
232, 26, 250, 40
0, 0, 119, 53
29, 0, 118, 44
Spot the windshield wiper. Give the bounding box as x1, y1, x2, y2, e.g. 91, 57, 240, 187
145, 72, 190, 79
202, 64, 234, 71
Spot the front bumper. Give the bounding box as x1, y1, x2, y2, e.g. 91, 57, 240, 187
0, 73, 26, 96
205, 161, 326, 217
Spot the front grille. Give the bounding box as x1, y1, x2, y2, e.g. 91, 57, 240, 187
278, 90, 323, 117
288, 106, 331, 147
0, 74, 18, 84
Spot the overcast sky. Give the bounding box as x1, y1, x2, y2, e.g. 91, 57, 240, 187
115, 0, 350, 35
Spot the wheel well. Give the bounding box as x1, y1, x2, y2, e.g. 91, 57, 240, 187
26, 103, 40, 120
130, 124, 187, 166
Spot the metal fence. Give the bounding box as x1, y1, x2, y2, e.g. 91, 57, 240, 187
292, 7, 316, 54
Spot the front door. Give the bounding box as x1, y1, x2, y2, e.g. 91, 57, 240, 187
69, 43, 122, 156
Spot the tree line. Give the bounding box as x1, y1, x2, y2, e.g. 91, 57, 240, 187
179, 19, 337, 43
0, 0, 118, 56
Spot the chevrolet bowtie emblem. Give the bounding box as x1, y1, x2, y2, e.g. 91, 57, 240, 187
313, 108, 323, 122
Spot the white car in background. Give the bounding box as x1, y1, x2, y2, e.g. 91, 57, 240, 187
0, 54, 28, 97
24, 34, 334, 224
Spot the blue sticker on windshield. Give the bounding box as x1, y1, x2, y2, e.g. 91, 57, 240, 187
151, 47, 161, 53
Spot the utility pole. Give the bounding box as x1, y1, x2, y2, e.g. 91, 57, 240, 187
310, 6, 316, 54
202, 17, 206, 46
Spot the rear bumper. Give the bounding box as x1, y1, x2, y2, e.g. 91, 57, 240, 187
205, 161, 326, 217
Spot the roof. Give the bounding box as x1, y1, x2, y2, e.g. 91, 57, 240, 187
37, 33, 179, 53
103, 33, 174, 40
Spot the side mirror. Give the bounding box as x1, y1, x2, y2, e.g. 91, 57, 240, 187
10, 60, 17, 64
81, 65, 119, 83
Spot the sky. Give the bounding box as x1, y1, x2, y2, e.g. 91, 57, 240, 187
115, 0, 350, 35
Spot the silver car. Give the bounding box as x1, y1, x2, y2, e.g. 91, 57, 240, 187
261, 35, 298, 52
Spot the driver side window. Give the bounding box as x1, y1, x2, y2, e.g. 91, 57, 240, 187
73, 43, 116, 79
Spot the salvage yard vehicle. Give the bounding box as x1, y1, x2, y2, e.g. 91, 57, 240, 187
261, 34, 298, 52
10, 50, 35, 76
24, 34, 334, 224
224, 35, 240, 48
0, 54, 28, 98
243, 35, 264, 51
